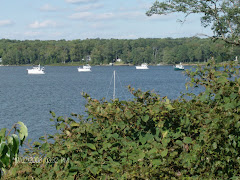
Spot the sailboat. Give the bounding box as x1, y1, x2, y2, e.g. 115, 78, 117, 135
113, 70, 116, 100
107, 70, 126, 100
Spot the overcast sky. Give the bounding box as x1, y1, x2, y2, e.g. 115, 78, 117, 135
0, 0, 213, 40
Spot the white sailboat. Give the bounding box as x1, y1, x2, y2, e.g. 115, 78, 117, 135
107, 70, 126, 100
113, 70, 116, 100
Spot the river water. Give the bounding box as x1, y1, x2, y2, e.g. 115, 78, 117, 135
0, 65, 194, 141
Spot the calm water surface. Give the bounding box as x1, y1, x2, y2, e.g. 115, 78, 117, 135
0, 65, 193, 141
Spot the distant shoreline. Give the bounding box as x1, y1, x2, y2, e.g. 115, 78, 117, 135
1, 61, 235, 67
0, 63, 205, 67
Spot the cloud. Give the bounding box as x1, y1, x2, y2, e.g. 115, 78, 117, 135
0, 20, 14, 26
116, 10, 178, 22
40, 4, 58, 11
69, 12, 92, 19
75, 3, 103, 11
69, 12, 115, 21
90, 22, 112, 29
24, 31, 43, 37
23, 31, 63, 40
119, 12, 144, 20
29, 20, 58, 29
68, 10, 175, 23
65, 0, 97, 4
97, 13, 115, 20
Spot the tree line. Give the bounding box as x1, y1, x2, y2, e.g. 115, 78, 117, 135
0, 37, 239, 65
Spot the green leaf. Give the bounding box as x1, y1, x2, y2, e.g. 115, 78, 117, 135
183, 137, 192, 144
0, 128, 6, 137
17, 122, 28, 145
214, 71, 222, 77
138, 151, 145, 160
212, 142, 217, 149
149, 148, 157, 154
11, 134, 19, 156
162, 131, 168, 138
0, 142, 9, 157
69, 166, 81, 172
145, 133, 153, 141
70, 122, 80, 127
217, 76, 228, 84
41, 142, 50, 151
86, 143, 96, 150
139, 136, 147, 145
160, 149, 168, 157
142, 115, 149, 122
33, 141, 41, 147
35, 168, 42, 175
50, 111, 56, 118
103, 142, 112, 149
224, 103, 236, 110
152, 106, 160, 113
7, 136, 13, 146
112, 133, 119, 139
89, 166, 98, 175
230, 92, 238, 100
125, 110, 133, 119
162, 138, 170, 147
175, 140, 183, 146
165, 99, 174, 110
166, 104, 174, 110
199, 93, 208, 102
152, 159, 162, 166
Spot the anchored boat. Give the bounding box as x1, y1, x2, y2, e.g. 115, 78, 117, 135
27, 64, 45, 74
136, 63, 149, 70
174, 62, 184, 71
78, 64, 91, 72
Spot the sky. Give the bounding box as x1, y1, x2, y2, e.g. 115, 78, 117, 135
0, 0, 213, 41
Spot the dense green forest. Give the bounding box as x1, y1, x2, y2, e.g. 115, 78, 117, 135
0, 37, 239, 65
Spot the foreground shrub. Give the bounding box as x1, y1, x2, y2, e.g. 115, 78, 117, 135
3, 60, 240, 179
0, 122, 27, 178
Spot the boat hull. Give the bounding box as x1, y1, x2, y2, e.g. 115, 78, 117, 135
136, 66, 149, 69
78, 68, 91, 72
27, 69, 45, 74
174, 63, 184, 71
27, 70, 45, 74
78, 64, 91, 72
174, 68, 184, 71
136, 63, 149, 69
27, 64, 45, 74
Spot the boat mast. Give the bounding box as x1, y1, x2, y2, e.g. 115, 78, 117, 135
113, 70, 115, 100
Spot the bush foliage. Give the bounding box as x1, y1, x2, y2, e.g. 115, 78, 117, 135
0, 122, 28, 179
2, 60, 240, 179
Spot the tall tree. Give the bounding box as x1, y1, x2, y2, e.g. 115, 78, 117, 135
146, 0, 240, 46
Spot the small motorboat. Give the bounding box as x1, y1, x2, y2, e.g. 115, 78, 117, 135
174, 62, 184, 71
27, 64, 45, 74
78, 64, 91, 72
136, 63, 149, 70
